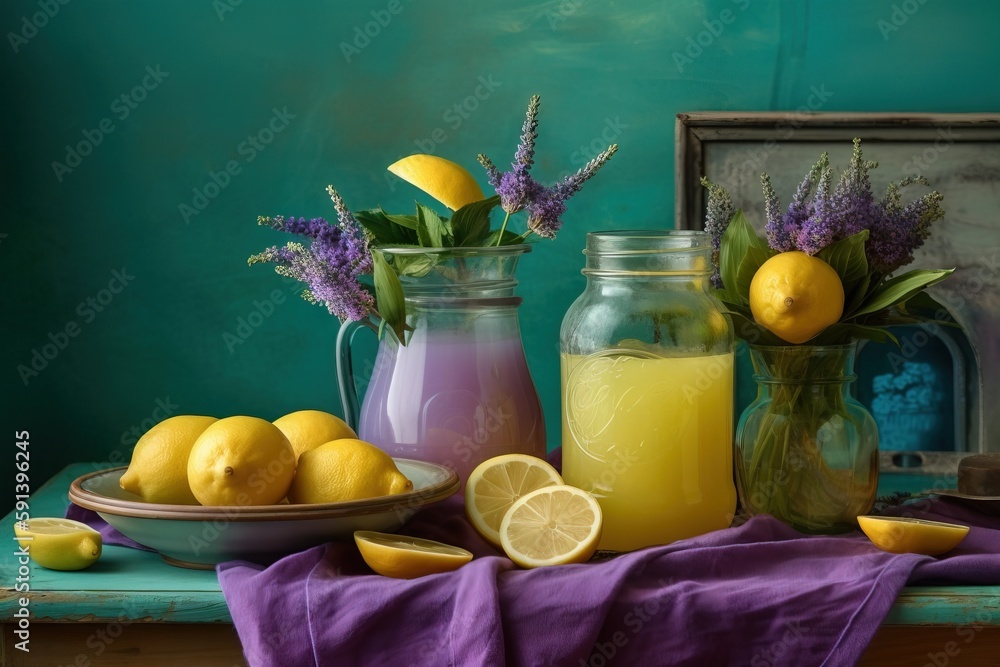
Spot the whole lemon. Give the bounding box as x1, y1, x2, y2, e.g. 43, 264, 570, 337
273, 409, 357, 462
749, 251, 844, 344
120, 415, 217, 504
187, 416, 296, 506
288, 439, 413, 504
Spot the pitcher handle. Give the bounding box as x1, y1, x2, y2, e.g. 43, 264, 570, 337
335, 319, 371, 432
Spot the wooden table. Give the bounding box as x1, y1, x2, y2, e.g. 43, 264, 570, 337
2, 465, 998, 666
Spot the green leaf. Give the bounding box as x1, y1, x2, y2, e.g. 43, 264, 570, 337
725, 310, 786, 346
354, 209, 418, 245
381, 209, 418, 230
847, 268, 954, 319
416, 203, 452, 248
842, 273, 871, 318
393, 253, 437, 278
483, 229, 526, 246
896, 290, 956, 322
719, 209, 766, 302
450, 195, 499, 247
370, 249, 410, 344
735, 245, 774, 299
816, 230, 869, 297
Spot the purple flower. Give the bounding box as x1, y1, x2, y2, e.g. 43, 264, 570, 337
868, 179, 944, 273
251, 186, 377, 322
701, 177, 735, 289
795, 163, 836, 255
525, 187, 568, 239
478, 95, 543, 215
832, 140, 880, 236
764, 153, 826, 252
553, 144, 618, 199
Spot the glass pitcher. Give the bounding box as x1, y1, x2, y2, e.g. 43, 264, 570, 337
336, 246, 545, 484
561, 231, 736, 551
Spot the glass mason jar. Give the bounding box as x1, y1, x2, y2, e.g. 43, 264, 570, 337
736, 343, 879, 534
336, 246, 546, 486
561, 230, 736, 552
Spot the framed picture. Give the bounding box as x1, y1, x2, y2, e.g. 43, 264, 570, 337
675, 112, 1000, 474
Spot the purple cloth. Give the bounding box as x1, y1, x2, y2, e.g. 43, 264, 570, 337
66, 502, 155, 552
217, 495, 1000, 667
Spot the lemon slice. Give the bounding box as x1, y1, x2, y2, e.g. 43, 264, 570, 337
857, 515, 969, 555
499, 485, 602, 568
387, 154, 486, 211
465, 454, 564, 547
14, 518, 102, 571
354, 530, 473, 579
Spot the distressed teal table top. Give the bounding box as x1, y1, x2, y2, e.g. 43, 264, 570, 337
1, 464, 998, 626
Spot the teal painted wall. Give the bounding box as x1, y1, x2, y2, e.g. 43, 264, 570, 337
4, 0, 999, 497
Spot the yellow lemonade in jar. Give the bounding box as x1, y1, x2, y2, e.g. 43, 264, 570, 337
561, 349, 736, 551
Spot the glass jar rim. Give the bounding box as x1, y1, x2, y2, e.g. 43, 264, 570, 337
585, 230, 710, 254
378, 245, 532, 256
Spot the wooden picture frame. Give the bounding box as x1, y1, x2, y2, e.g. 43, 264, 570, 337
675, 112, 1000, 472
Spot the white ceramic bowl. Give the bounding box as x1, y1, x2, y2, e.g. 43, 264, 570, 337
69, 460, 459, 569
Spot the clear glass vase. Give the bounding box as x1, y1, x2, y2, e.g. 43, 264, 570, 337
735, 343, 879, 534
336, 246, 545, 485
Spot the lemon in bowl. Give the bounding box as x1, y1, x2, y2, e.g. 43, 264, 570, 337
187, 416, 296, 506
287, 439, 412, 504
273, 409, 357, 462
119, 415, 217, 505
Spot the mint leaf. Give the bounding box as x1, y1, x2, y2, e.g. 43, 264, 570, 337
371, 249, 410, 344
817, 230, 869, 298
355, 209, 418, 245
847, 268, 954, 320
484, 229, 526, 246
416, 203, 452, 248
451, 195, 498, 247
719, 209, 766, 303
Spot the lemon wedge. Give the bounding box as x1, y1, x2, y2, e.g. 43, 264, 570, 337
857, 515, 969, 555
354, 530, 473, 579
387, 154, 486, 211
14, 518, 102, 571
499, 485, 602, 568
465, 454, 564, 547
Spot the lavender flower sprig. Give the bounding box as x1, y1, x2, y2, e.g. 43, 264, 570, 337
478, 95, 617, 245
702, 137, 952, 348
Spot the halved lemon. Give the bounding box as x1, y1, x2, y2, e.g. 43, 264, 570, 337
14, 518, 102, 571
465, 454, 564, 547
387, 154, 486, 211
354, 530, 473, 579
499, 485, 602, 568
857, 515, 969, 556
